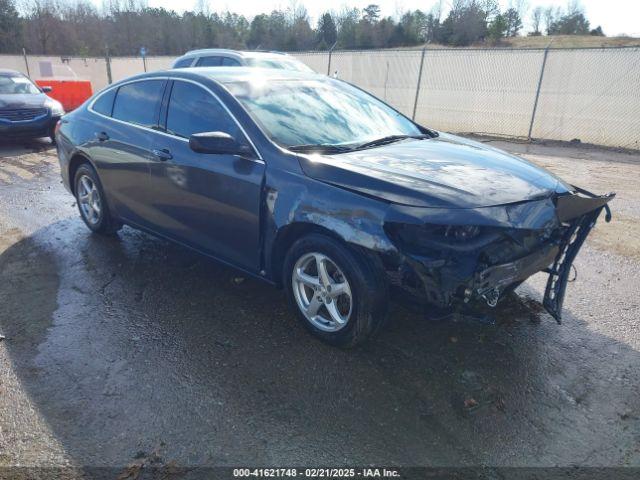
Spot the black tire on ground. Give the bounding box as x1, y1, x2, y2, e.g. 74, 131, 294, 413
283, 233, 389, 347
73, 163, 122, 235
49, 126, 57, 144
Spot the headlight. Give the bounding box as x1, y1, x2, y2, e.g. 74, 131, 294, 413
45, 98, 65, 116
385, 222, 499, 254
442, 225, 481, 241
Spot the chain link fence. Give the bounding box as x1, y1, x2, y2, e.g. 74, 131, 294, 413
2, 47, 639, 150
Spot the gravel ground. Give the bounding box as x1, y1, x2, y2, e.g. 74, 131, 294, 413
0, 137, 639, 475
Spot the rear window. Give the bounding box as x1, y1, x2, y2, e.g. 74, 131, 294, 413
173, 57, 194, 68
222, 57, 241, 67
112, 80, 165, 128
92, 88, 116, 116
196, 56, 222, 67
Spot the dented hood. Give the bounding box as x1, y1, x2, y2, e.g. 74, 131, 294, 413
298, 133, 572, 208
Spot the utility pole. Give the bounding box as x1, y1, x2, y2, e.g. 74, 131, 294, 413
528, 41, 554, 140
22, 48, 31, 77
412, 47, 427, 121
105, 45, 113, 84
327, 41, 337, 76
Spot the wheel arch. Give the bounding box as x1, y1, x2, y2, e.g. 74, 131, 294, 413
269, 221, 392, 289
269, 222, 346, 287
68, 152, 96, 195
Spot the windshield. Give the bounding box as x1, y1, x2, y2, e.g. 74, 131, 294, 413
0, 74, 41, 95
246, 58, 313, 73
224, 78, 422, 148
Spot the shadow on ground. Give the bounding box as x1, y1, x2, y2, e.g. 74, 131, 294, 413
1, 218, 638, 474
0, 138, 53, 158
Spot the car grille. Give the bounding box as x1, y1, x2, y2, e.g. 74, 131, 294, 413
0, 107, 48, 122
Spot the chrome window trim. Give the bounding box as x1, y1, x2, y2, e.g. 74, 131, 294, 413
88, 76, 264, 163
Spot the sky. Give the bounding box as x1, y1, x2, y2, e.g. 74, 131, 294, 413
131, 0, 640, 37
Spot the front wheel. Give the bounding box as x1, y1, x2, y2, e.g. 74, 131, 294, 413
283, 234, 389, 347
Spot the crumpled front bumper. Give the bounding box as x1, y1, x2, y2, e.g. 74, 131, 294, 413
386, 188, 615, 321
542, 189, 614, 321
472, 242, 559, 308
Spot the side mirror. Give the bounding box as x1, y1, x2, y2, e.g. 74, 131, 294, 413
41, 86, 53, 93
189, 131, 252, 156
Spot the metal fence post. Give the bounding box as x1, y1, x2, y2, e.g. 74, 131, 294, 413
105, 46, 113, 85
528, 46, 551, 140
327, 41, 337, 76
412, 47, 427, 121
22, 48, 30, 77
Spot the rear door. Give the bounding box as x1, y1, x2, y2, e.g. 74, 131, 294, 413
87, 79, 166, 227
145, 79, 265, 271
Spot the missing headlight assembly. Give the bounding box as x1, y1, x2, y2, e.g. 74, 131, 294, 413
383, 188, 615, 321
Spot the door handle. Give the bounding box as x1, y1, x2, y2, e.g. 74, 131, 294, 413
152, 148, 173, 161
96, 131, 109, 142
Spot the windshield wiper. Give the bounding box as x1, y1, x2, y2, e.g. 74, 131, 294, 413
355, 134, 431, 150
288, 144, 354, 154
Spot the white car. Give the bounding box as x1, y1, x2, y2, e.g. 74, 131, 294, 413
172, 49, 314, 73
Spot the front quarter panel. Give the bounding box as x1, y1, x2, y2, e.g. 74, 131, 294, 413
263, 168, 397, 280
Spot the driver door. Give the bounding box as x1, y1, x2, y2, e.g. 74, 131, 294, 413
144, 79, 265, 272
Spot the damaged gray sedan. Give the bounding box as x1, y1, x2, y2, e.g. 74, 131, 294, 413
56, 68, 614, 346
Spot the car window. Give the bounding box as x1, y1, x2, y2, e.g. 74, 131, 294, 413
224, 79, 421, 147
92, 88, 116, 116
222, 57, 241, 67
112, 80, 165, 128
196, 56, 222, 67
166, 81, 243, 141
173, 57, 194, 68
0, 74, 41, 94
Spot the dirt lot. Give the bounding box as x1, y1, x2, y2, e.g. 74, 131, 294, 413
0, 137, 639, 475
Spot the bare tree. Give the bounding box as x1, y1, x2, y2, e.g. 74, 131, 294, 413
431, 0, 444, 22
543, 6, 557, 35
25, 0, 59, 54
193, 0, 209, 16
531, 6, 543, 35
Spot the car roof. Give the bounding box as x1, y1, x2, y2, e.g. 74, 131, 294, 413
180, 49, 290, 59
169, 66, 324, 84
0, 69, 24, 76
102, 67, 328, 97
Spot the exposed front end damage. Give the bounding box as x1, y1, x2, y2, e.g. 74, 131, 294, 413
267, 145, 615, 323
382, 188, 614, 321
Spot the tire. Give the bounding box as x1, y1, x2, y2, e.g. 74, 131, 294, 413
74, 163, 121, 235
49, 126, 57, 145
283, 233, 389, 347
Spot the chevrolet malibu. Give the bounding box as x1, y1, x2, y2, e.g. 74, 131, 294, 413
55, 68, 614, 346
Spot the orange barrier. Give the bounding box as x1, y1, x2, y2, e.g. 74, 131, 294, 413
35, 79, 93, 112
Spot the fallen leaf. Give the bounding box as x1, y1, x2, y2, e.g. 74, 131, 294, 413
464, 398, 478, 409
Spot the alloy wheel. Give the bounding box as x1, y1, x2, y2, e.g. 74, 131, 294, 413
77, 174, 102, 226
292, 252, 353, 332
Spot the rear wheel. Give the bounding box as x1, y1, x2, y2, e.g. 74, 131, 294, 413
284, 234, 388, 347
74, 163, 121, 235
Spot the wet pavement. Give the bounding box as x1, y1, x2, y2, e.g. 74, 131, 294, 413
0, 138, 639, 472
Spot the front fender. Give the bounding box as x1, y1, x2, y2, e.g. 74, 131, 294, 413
262, 170, 397, 281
